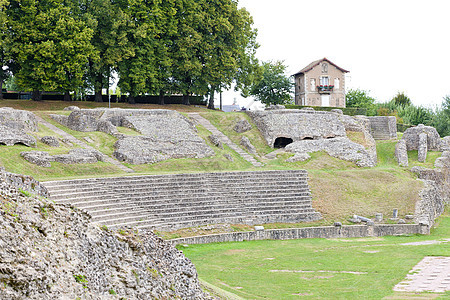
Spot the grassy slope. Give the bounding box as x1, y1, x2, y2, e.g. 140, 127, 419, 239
181, 209, 450, 299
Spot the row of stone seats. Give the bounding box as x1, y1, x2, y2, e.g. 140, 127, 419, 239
43, 170, 322, 231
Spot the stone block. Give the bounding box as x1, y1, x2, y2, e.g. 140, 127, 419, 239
418, 132, 428, 162
233, 119, 252, 133
63, 106, 80, 111
375, 213, 383, 222
41, 136, 60, 147
208, 134, 223, 149
0, 108, 38, 147
240, 136, 257, 155
395, 139, 409, 167
402, 124, 443, 151
285, 137, 375, 167
247, 109, 346, 147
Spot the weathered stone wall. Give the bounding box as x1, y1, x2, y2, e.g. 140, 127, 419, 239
334, 111, 377, 165
51, 108, 214, 164
248, 109, 346, 147
411, 150, 449, 226
21, 149, 104, 168
367, 116, 397, 140
0, 107, 38, 132
402, 124, 444, 151
0, 107, 38, 147
0, 169, 210, 299
169, 224, 428, 245
285, 137, 376, 167
0, 167, 48, 197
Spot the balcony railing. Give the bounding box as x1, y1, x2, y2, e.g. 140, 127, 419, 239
317, 85, 334, 93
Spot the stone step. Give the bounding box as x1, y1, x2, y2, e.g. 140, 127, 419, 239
45, 170, 320, 231
50, 190, 117, 201
133, 202, 314, 216
47, 180, 309, 194
47, 184, 308, 198
44, 176, 309, 192
50, 186, 311, 202
91, 209, 153, 222
89, 206, 146, 217
87, 202, 314, 224
133, 212, 319, 231
153, 207, 315, 220
113, 186, 310, 196
75, 202, 139, 212
133, 194, 312, 205
63, 195, 312, 213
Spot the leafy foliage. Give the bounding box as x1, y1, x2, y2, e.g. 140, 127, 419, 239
430, 96, 450, 137
249, 61, 293, 106
376, 100, 433, 126
6, 0, 95, 100
345, 89, 377, 116
3, 0, 259, 104
392, 91, 412, 106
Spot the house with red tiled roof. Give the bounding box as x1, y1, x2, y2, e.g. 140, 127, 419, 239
293, 58, 349, 108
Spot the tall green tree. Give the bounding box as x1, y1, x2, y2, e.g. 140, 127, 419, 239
249, 61, 293, 106
170, 0, 205, 105
169, 0, 259, 106
392, 92, 412, 106
6, 0, 95, 101
117, 0, 177, 104
83, 0, 133, 102
0, 0, 10, 99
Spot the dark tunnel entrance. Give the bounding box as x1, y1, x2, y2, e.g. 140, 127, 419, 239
274, 137, 293, 148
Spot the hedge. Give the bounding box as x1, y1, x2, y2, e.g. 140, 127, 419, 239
1, 92, 207, 105
284, 105, 367, 116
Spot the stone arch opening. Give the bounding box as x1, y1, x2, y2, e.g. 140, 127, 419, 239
274, 137, 293, 148
302, 137, 314, 140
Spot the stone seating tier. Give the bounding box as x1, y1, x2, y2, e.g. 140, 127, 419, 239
43, 170, 321, 231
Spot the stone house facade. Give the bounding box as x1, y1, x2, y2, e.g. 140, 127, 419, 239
293, 58, 349, 108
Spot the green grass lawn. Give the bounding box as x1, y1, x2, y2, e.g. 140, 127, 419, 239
181, 209, 450, 299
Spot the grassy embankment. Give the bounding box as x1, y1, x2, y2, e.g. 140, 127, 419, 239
0, 100, 442, 231
181, 209, 450, 299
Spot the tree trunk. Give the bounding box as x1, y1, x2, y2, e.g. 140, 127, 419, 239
0, 81, 3, 100
94, 75, 103, 102
128, 95, 135, 104
159, 90, 165, 105
32, 90, 42, 101
182, 93, 190, 105
64, 91, 72, 101
94, 88, 102, 102
208, 88, 215, 109
220, 91, 223, 111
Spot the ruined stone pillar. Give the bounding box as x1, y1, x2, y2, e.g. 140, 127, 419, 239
418, 133, 428, 162
395, 139, 409, 167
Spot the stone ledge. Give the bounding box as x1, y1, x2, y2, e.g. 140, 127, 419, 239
168, 223, 429, 245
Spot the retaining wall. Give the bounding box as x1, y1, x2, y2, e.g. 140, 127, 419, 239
169, 223, 429, 245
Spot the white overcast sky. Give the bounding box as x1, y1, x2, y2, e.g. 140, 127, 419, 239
226, 0, 450, 108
